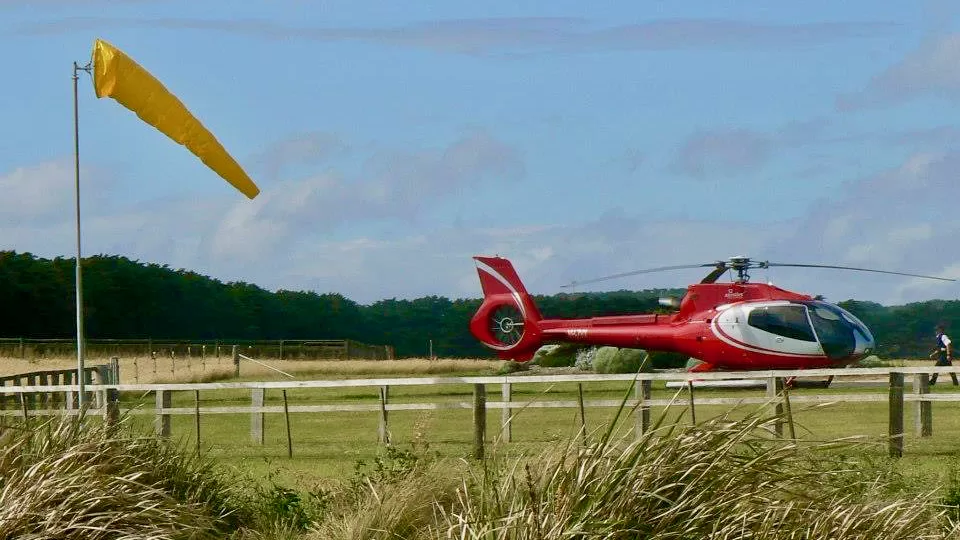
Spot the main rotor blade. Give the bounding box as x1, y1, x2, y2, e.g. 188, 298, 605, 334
766, 263, 957, 282
561, 263, 718, 289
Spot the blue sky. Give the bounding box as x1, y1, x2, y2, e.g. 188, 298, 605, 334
3, 1, 960, 305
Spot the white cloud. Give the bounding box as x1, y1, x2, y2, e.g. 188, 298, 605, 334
17, 17, 901, 55
838, 33, 960, 109
210, 130, 523, 263
670, 120, 828, 179
0, 161, 74, 223
671, 129, 772, 178
253, 132, 348, 183
6, 142, 960, 307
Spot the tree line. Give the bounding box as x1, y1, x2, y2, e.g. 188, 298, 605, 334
0, 250, 952, 359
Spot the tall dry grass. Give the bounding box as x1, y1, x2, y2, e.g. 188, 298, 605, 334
308, 404, 958, 540
0, 414, 257, 539
0, 355, 501, 384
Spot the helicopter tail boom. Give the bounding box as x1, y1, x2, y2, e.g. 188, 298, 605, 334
470, 256, 543, 361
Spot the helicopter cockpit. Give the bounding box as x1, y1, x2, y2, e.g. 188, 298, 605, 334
737, 300, 875, 361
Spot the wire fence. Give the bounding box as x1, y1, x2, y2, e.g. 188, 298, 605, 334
0, 338, 395, 361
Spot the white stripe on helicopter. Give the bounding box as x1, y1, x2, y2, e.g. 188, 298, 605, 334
708, 301, 825, 358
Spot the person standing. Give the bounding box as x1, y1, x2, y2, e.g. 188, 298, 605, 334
930, 324, 959, 386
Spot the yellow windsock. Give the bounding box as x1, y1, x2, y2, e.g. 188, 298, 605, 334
91, 38, 260, 199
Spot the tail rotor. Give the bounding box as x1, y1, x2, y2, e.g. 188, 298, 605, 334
489, 304, 525, 346
470, 256, 543, 361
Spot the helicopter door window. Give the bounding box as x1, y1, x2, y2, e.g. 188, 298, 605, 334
809, 303, 857, 359
747, 305, 817, 342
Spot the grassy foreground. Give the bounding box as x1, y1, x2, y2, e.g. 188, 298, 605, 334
3, 404, 960, 539
6, 357, 960, 537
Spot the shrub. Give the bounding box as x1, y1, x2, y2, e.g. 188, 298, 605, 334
257, 484, 331, 533
496, 360, 530, 375
532, 344, 581, 367
592, 347, 649, 373
574, 347, 597, 370
856, 355, 890, 368
648, 350, 689, 369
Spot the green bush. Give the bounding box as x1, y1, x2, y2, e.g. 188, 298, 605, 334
593, 347, 649, 373
496, 360, 530, 375
574, 347, 597, 371
856, 355, 890, 368
648, 350, 689, 369
532, 344, 581, 367
258, 484, 331, 532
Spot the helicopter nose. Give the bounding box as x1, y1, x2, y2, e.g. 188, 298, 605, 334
853, 325, 875, 357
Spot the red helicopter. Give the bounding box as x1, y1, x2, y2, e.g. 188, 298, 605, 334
469, 255, 955, 372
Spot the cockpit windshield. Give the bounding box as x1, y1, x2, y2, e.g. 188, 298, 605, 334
806, 301, 871, 360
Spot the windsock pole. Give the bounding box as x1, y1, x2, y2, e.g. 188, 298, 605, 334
73, 61, 91, 408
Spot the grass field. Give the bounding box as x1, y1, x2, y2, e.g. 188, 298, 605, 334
6, 356, 960, 538
5, 355, 960, 494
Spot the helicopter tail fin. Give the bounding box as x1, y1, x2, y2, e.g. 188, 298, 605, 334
469, 256, 543, 361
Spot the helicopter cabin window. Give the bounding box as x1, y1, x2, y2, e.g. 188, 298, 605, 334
747, 305, 816, 342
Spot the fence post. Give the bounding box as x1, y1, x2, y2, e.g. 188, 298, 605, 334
638, 379, 652, 435
194, 390, 201, 456
105, 388, 120, 425
49, 372, 61, 409
577, 383, 587, 445
282, 390, 292, 458
39, 372, 50, 410
110, 357, 119, 384
26, 374, 36, 409
501, 382, 512, 443
378, 385, 390, 444
279, 340, 284, 361
918, 373, 932, 437
232, 345, 240, 377
18, 337, 24, 359
84, 368, 95, 408
20, 393, 29, 424
251, 388, 265, 445
95, 366, 107, 409
473, 384, 486, 460
889, 372, 904, 458
156, 390, 171, 437
765, 377, 784, 437
64, 371, 75, 411
782, 385, 796, 439
687, 380, 696, 424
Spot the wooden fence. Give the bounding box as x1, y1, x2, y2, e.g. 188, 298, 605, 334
0, 338, 395, 361
0, 360, 118, 411
3, 366, 960, 460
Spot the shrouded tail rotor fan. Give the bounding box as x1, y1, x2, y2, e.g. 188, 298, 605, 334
488, 303, 525, 347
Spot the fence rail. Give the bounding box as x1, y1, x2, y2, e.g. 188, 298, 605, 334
3, 366, 960, 460
0, 338, 395, 360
